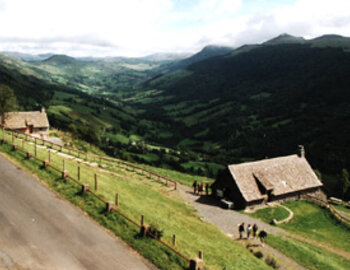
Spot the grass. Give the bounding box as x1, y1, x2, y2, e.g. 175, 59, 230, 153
266, 234, 350, 270
250, 206, 290, 224
279, 200, 350, 252
0, 130, 269, 270
136, 163, 214, 186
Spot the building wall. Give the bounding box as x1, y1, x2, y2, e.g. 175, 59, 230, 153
212, 168, 247, 209
270, 187, 325, 204
32, 127, 49, 137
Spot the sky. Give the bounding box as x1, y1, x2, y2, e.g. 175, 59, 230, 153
1, 0, 350, 57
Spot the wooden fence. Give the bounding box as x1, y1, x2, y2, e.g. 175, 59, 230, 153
6, 129, 178, 189
0, 128, 195, 266
303, 194, 350, 225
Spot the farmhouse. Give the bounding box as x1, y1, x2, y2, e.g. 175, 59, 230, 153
212, 146, 325, 209
1, 108, 49, 138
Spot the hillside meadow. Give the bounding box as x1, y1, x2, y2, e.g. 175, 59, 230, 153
1, 129, 270, 270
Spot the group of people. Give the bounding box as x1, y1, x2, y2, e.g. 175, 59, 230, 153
238, 222, 267, 244
192, 181, 210, 195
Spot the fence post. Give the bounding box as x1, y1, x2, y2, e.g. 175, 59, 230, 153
94, 174, 98, 191
141, 214, 144, 226
173, 234, 176, 246
63, 159, 65, 171
78, 166, 80, 181
115, 193, 119, 207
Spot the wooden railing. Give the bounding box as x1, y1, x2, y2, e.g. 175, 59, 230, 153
0, 128, 194, 266
303, 194, 350, 225
5, 129, 178, 189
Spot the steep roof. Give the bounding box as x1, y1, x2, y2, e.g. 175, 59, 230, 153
1, 111, 49, 129
228, 155, 323, 202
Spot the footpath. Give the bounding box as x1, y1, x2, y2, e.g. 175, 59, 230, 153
177, 184, 350, 269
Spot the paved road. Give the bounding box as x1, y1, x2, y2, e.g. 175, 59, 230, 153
0, 154, 156, 270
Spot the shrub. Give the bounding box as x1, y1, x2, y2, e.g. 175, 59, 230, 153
149, 223, 164, 239
265, 256, 278, 269
253, 251, 264, 259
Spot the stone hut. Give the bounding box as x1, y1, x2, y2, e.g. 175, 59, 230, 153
212, 146, 325, 209
1, 108, 49, 138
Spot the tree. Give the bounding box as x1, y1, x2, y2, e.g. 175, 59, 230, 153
340, 168, 350, 199
0, 84, 18, 120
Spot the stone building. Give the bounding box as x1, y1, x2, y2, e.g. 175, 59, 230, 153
212, 146, 325, 209
1, 108, 49, 138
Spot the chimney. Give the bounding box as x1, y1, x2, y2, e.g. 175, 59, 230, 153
41, 107, 45, 113
298, 145, 305, 158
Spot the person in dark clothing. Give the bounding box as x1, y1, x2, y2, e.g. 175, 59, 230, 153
252, 224, 258, 238
192, 181, 198, 195
258, 229, 267, 246
238, 222, 245, 239
205, 183, 209, 195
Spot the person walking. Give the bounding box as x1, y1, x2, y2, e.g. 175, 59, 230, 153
258, 229, 267, 246
192, 181, 198, 195
238, 222, 245, 239
252, 224, 258, 238
247, 224, 252, 239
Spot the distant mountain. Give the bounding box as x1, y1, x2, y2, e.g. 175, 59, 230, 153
263, 33, 305, 45
43, 54, 79, 65
2, 52, 54, 61
309, 34, 350, 50
141, 52, 190, 62
170, 45, 234, 70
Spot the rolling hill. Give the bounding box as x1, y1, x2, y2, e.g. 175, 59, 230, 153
135, 38, 350, 198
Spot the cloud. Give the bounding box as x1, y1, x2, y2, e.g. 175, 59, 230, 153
0, 0, 350, 56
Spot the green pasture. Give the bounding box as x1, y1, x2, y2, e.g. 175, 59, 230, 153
0, 129, 269, 270
266, 234, 350, 270
250, 206, 290, 224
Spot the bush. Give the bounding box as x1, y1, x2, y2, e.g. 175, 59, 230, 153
253, 251, 264, 259
149, 223, 164, 239
265, 256, 278, 269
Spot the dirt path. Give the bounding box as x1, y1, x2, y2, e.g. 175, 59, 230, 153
0, 153, 156, 270
244, 239, 307, 270
178, 184, 283, 238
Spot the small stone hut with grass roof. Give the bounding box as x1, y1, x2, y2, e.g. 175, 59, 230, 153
1, 107, 49, 138
212, 146, 326, 209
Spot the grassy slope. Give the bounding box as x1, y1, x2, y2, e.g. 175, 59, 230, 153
1, 130, 269, 270
266, 234, 350, 270
250, 206, 290, 224
279, 201, 350, 252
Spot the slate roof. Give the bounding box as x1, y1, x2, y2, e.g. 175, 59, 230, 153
1, 111, 49, 129
228, 155, 323, 202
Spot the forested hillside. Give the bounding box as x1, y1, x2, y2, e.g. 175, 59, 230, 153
138, 43, 350, 198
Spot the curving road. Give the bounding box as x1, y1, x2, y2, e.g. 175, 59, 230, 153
0, 154, 156, 270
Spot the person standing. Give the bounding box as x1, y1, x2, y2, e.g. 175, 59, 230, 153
192, 181, 198, 195
247, 224, 252, 239
238, 222, 245, 239
252, 224, 258, 238
205, 183, 209, 195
